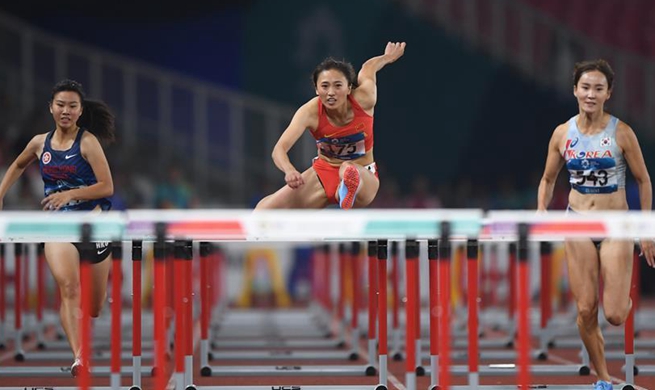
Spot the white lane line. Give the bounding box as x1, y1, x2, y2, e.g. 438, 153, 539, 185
548, 351, 648, 390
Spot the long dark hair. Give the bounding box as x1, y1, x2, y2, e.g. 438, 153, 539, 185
50, 79, 116, 143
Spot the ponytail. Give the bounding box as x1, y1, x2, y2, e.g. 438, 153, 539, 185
78, 99, 116, 143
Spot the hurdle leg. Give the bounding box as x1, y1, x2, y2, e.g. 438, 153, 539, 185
390, 241, 402, 361
405, 239, 419, 390
516, 224, 531, 388
14, 244, 25, 361
174, 241, 186, 390
200, 242, 212, 376
110, 242, 123, 390
132, 240, 144, 389
623, 248, 638, 386
349, 242, 361, 360
467, 239, 479, 389
438, 225, 452, 390
153, 224, 168, 390
376, 240, 387, 385
184, 241, 194, 387
428, 239, 439, 389
34, 244, 46, 350
367, 241, 378, 371
538, 242, 552, 358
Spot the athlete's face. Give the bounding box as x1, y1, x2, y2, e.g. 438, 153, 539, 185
315, 69, 351, 108
50, 91, 83, 130
574, 70, 611, 114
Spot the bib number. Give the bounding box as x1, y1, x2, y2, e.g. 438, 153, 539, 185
574, 169, 609, 187
317, 133, 366, 160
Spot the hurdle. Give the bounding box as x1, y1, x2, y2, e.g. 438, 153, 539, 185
125, 208, 483, 390
0, 209, 648, 390
475, 210, 642, 390
0, 211, 151, 390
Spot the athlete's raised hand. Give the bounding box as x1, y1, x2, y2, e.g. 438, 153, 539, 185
384, 42, 406, 63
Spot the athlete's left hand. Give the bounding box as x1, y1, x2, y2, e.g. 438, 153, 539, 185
41, 192, 73, 211
639, 239, 655, 268
383, 42, 406, 63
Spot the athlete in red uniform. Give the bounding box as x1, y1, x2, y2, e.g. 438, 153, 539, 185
255, 42, 406, 209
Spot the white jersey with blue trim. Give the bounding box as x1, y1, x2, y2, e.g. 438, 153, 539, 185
561, 115, 626, 195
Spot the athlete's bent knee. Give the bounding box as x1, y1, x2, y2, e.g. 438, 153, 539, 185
576, 305, 599, 328
605, 310, 629, 326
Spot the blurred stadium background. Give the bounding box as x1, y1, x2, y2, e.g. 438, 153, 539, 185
1, 0, 654, 214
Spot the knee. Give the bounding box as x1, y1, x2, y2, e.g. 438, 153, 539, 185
59, 282, 81, 301
576, 304, 599, 328
605, 307, 629, 326
255, 196, 273, 210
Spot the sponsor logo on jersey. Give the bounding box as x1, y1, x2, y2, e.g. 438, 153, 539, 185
565, 149, 613, 159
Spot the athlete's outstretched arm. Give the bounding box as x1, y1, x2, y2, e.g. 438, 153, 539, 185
618, 122, 655, 267
355, 42, 406, 111
537, 125, 566, 211
271, 99, 315, 189
0, 135, 42, 210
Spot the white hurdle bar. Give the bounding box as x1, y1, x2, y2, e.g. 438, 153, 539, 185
1, 209, 651, 390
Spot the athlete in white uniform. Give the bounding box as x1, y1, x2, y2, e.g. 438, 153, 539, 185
537, 59, 655, 390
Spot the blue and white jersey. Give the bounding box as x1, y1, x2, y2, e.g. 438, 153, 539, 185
39, 129, 111, 212
561, 115, 626, 194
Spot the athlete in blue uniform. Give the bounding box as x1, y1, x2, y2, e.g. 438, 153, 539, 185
0, 79, 115, 376
537, 60, 655, 390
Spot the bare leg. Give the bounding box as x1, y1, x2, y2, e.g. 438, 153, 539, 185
44, 243, 111, 358
565, 239, 610, 382
44, 243, 82, 357
599, 239, 633, 326
255, 167, 329, 209
90, 252, 111, 317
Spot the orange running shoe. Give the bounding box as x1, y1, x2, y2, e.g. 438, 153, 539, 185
338, 165, 361, 210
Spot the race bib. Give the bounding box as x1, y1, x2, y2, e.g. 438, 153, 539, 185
567, 158, 618, 194
316, 132, 366, 160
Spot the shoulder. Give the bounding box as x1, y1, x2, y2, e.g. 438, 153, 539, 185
26, 133, 48, 150
297, 97, 320, 123
79, 130, 103, 153
615, 118, 633, 136
80, 129, 101, 145
301, 97, 320, 113
552, 122, 569, 139
615, 118, 638, 147
30, 133, 48, 144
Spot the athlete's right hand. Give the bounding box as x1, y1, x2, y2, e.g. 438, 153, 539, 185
285, 170, 304, 189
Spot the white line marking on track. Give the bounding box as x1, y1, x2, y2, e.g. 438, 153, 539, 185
548, 351, 648, 390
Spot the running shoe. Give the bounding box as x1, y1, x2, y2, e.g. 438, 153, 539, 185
593, 380, 613, 390
71, 357, 86, 377
338, 165, 361, 209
